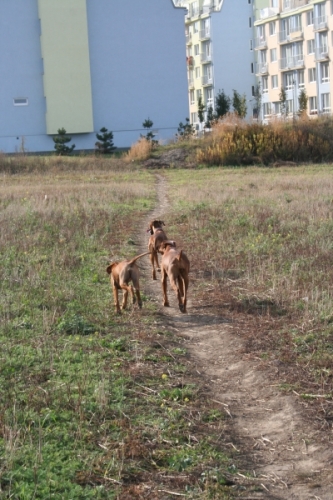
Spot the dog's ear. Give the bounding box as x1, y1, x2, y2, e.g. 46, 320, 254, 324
106, 263, 115, 274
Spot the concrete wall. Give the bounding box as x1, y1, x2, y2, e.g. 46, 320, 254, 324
0, 0, 188, 153
211, 0, 256, 116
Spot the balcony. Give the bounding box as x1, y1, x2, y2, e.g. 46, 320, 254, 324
279, 55, 304, 70
279, 29, 303, 44
185, 33, 192, 45
199, 29, 211, 40
188, 78, 195, 89
201, 53, 212, 64
259, 7, 279, 19
202, 75, 213, 87
254, 36, 267, 50
315, 46, 329, 61
282, 0, 309, 12
314, 15, 328, 31
255, 62, 268, 75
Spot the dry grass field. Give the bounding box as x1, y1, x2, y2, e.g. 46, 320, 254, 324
1, 153, 333, 498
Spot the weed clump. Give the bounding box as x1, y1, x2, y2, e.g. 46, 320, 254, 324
197, 114, 333, 166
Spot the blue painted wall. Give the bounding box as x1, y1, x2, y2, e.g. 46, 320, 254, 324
0, 0, 188, 153
211, 0, 256, 117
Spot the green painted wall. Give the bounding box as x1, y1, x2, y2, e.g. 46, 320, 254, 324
38, 0, 93, 134
254, 0, 270, 20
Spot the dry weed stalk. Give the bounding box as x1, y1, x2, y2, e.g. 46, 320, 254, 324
125, 137, 152, 163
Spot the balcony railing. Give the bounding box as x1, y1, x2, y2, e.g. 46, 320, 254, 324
282, 0, 309, 12
259, 7, 279, 19
254, 36, 267, 49
314, 15, 328, 31
279, 55, 304, 70
202, 75, 213, 86
199, 29, 211, 40
201, 53, 212, 64
279, 29, 303, 43
255, 62, 268, 74
315, 46, 329, 61
185, 33, 192, 45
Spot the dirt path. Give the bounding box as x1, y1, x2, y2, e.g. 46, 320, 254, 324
138, 174, 333, 500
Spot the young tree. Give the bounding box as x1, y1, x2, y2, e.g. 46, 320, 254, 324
197, 95, 205, 127
141, 118, 158, 146
205, 105, 215, 129
53, 128, 75, 156
214, 89, 230, 119
232, 89, 247, 119
95, 127, 116, 154
253, 82, 262, 121
279, 86, 288, 119
298, 88, 308, 116
176, 118, 195, 140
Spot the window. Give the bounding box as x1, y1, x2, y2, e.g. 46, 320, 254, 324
272, 102, 280, 115
193, 21, 199, 33
318, 32, 328, 53
290, 14, 301, 32
262, 76, 269, 93
269, 21, 276, 36
308, 67, 316, 82
250, 39, 253, 50
270, 48, 277, 62
284, 72, 295, 90
286, 99, 294, 114
206, 88, 213, 105
271, 75, 278, 88
307, 10, 314, 25
251, 62, 254, 73
309, 96, 317, 114
13, 98, 28, 106
321, 62, 330, 83
190, 90, 195, 105
321, 93, 331, 113
194, 44, 199, 56
298, 70, 305, 87
249, 17, 252, 28
196, 89, 202, 101
195, 67, 200, 79
263, 102, 271, 117
191, 112, 198, 123
307, 39, 315, 55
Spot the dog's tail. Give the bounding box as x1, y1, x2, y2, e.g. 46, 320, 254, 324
128, 251, 151, 265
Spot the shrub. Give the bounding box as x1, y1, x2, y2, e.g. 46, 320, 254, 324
125, 137, 152, 162
196, 117, 333, 166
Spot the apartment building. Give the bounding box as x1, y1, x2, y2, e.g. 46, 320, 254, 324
0, 0, 188, 153
254, 0, 333, 121
173, 0, 256, 130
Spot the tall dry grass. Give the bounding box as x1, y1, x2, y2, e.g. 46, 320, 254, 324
197, 114, 333, 165
124, 137, 152, 163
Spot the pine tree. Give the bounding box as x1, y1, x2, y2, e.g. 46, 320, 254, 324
197, 95, 205, 126
95, 127, 116, 154
205, 105, 215, 129
141, 118, 158, 146
53, 128, 75, 156
279, 87, 288, 119
232, 89, 247, 119
214, 89, 230, 119
298, 88, 308, 117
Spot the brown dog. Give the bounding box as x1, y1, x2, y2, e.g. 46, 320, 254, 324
147, 219, 168, 280
106, 252, 150, 314
160, 241, 190, 313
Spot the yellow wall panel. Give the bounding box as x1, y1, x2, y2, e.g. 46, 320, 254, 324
38, 0, 93, 134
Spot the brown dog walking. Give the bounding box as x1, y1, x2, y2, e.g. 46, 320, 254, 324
147, 219, 168, 280
159, 241, 190, 313
106, 252, 150, 314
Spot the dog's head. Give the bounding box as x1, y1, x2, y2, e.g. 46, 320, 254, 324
159, 240, 176, 253
106, 262, 117, 274
147, 220, 165, 235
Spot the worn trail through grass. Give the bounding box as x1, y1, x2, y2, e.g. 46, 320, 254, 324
137, 174, 333, 500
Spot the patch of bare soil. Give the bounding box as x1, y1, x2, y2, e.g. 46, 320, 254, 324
137, 174, 333, 499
